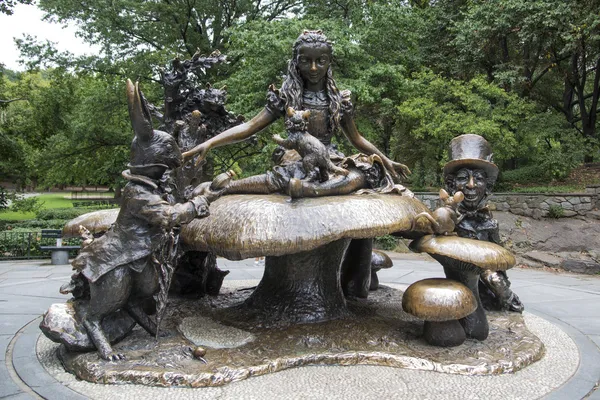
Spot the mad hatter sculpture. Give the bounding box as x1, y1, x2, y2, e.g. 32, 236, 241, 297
40, 80, 220, 361
443, 134, 523, 313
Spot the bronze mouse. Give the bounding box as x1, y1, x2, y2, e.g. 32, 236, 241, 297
412, 189, 464, 236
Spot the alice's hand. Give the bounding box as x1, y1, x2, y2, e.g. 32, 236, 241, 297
182, 142, 210, 166
391, 160, 411, 180
381, 156, 411, 182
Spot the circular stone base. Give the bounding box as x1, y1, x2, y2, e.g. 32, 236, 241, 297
49, 283, 544, 388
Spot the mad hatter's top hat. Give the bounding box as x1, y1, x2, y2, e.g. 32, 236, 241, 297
443, 134, 499, 183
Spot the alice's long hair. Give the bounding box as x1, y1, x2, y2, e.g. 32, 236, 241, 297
280, 31, 343, 135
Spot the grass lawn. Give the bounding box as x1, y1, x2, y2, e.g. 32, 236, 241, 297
0, 193, 73, 221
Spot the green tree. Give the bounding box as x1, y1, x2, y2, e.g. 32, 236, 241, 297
0, 0, 33, 15
453, 0, 600, 160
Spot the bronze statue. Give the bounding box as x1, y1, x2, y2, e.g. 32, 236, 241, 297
443, 134, 523, 313
273, 107, 348, 183
183, 30, 413, 299
183, 30, 410, 197
40, 80, 221, 361
412, 189, 465, 236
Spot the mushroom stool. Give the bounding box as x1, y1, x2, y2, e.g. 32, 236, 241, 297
62, 208, 119, 238
410, 235, 515, 340
402, 278, 476, 347
63, 194, 430, 326
182, 193, 429, 326
369, 249, 393, 291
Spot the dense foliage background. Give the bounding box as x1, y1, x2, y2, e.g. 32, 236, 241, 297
1, 0, 599, 191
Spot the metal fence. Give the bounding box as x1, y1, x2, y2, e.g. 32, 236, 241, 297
0, 231, 81, 260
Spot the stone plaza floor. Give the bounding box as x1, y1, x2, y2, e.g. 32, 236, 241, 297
1, 252, 600, 399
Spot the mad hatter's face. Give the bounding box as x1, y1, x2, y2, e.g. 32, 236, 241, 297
453, 168, 487, 210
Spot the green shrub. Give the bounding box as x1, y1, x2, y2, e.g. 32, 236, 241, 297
35, 207, 107, 221
0, 228, 42, 258
374, 235, 399, 251
548, 205, 564, 218
500, 165, 549, 185
0, 227, 81, 258
11, 219, 70, 229
0, 187, 8, 211
10, 195, 45, 213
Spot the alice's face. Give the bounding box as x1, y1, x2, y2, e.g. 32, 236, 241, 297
296, 43, 331, 86
454, 168, 487, 210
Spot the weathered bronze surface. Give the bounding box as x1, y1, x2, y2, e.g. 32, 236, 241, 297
56, 284, 544, 387
443, 134, 524, 312
62, 209, 119, 238
180, 192, 428, 324
369, 249, 393, 291
411, 235, 516, 271
40, 80, 218, 361
403, 278, 477, 347
402, 278, 477, 321
183, 31, 409, 197
273, 107, 348, 185
411, 189, 464, 235
411, 235, 516, 340
181, 193, 429, 260
443, 133, 499, 183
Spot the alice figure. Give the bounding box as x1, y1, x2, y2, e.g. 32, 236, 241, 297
183, 30, 410, 198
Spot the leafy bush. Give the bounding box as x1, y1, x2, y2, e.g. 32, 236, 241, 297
0, 228, 42, 258
409, 161, 441, 191
374, 235, 399, 251
500, 165, 549, 185
0, 187, 8, 211
10, 195, 45, 213
35, 207, 111, 221
548, 205, 564, 219
11, 219, 70, 229
501, 185, 583, 194
0, 227, 81, 259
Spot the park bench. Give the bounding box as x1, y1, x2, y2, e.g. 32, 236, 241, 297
40, 229, 80, 265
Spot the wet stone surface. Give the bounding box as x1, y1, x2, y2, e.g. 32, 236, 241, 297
53, 284, 544, 387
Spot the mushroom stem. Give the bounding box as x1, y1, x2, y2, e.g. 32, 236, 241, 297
442, 266, 489, 340
423, 320, 466, 347
369, 270, 379, 291
341, 239, 372, 298
243, 238, 351, 326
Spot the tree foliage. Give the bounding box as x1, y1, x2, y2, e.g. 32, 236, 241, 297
3, 0, 598, 189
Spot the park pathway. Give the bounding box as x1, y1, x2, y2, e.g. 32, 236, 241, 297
1, 253, 600, 399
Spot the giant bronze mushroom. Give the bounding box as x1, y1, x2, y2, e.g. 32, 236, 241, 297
402, 278, 476, 347
369, 249, 393, 291
181, 193, 429, 326
410, 235, 515, 340
62, 208, 119, 238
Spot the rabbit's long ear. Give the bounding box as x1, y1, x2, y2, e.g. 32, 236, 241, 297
126, 79, 154, 144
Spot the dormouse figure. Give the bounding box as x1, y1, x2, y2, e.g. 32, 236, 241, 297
272, 107, 348, 183
412, 189, 464, 236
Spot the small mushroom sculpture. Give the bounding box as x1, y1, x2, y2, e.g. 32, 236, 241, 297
402, 278, 476, 347
370, 250, 393, 291
410, 235, 515, 340
62, 208, 119, 238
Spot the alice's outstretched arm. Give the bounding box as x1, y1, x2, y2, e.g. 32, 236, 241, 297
340, 114, 410, 182
182, 108, 278, 164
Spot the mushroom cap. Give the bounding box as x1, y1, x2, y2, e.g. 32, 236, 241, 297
409, 235, 515, 272
371, 249, 393, 272
62, 209, 119, 238
182, 194, 429, 260
402, 278, 477, 321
